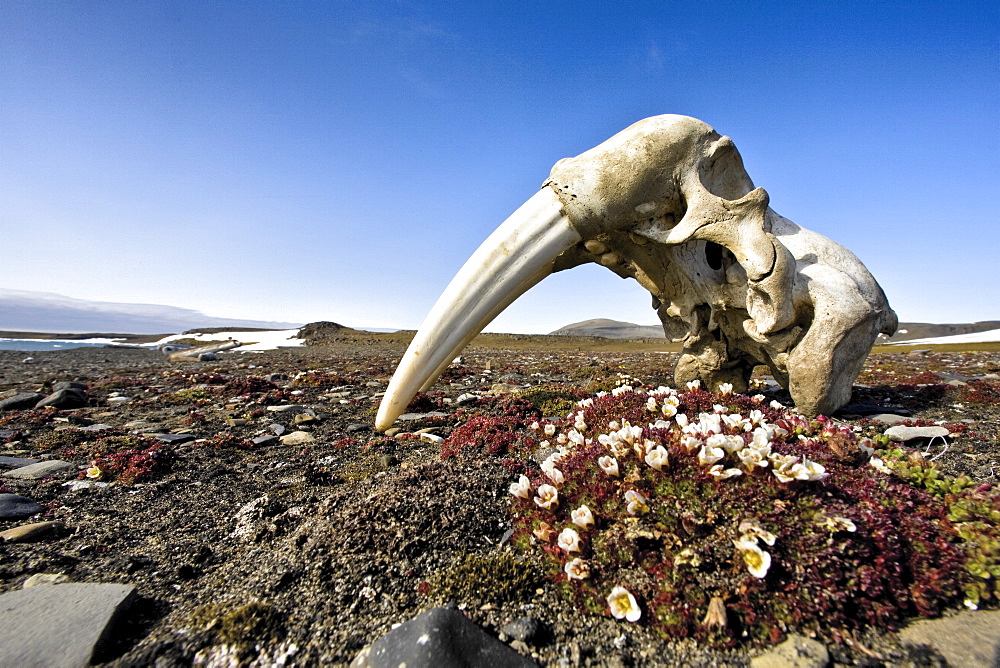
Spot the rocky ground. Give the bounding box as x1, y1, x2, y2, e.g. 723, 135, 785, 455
0, 337, 998, 667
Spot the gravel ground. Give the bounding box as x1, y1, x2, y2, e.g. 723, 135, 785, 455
0, 341, 997, 667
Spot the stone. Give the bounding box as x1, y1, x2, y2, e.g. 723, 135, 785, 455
0, 494, 45, 519
3, 460, 74, 480
279, 431, 315, 446
838, 403, 911, 417
0, 455, 43, 469
62, 480, 109, 491
266, 373, 288, 383
251, 434, 278, 447
884, 425, 950, 442
36, 388, 89, 409
397, 412, 450, 421
0, 521, 64, 543
155, 433, 195, 445
500, 617, 541, 643
52, 381, 87, 392
22, 573, 71, 588
374, 115, 897, 431
384, 428, 402, 437
0, 392, 45, 411
347, 423, 371, 433
77, 423, 115, 432
293, 413, 319, 426
0, 582, 136, 668
267, 404, 306, 413
350, 606, 533, 668
867, 413, 909, 425
749, 634, 830, 668
899, 610, 1000, 668
269, 423, 286, 436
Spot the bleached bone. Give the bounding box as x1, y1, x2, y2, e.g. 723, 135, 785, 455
375, 115, 896, 430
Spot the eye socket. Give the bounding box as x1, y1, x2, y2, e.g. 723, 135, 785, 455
705, 242, 724, 271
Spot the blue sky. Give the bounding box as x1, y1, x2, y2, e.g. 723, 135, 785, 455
2, 1, 997, 332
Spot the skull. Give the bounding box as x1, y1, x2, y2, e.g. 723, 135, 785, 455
375, 115, 897, 430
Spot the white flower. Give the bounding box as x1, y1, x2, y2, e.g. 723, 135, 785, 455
686, 380, 701, 390
674, 413, 689, 428
738, 520, 777, 546
713, 404, 728, 414
698, 444, 725, 467
721, 413, 745, 429
681, 435, 702, 453
557, 527, 582, 553
567, 429, 586, 446
664, 394, 681, 408
85, 465, 103, 480
817, 514, 857, 533
646, 396, 659, 412
964, 599, 979, 610
556, 432, 569, 445
718, 382, 734, 395
541, 461, 564, 485
644, 445, 669, 471
564, 557, 590, 580
577, 398, 594, 408
651, 420, 672, 430
800, 457, 828, 481
673, 548, 701, 567
607, 586, 641, 621
611, 384, 633, 396
707, 465, 742, 479
624, 489, 649, 516
750, 427, 773, 451
869, 456, 892, 474
509, 474, 531, 499
736, 447, 769, 471
770, 400, 784, 409
608, 420, 620, 431
534, 484, 559, 510
574, 414, 588, 430
544, 423, 557, 437
598, 456, 620, 477
747, 409, 764, 425
733, 538, 771, 578
707, 433, 744, 455
698, 413, 723, 435
751, 394, 765, 403
530, 421, 541, 431
660, 402, 678, 418
571, 505, 595, 529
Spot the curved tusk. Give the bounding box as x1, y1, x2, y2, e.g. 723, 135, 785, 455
375, 187, 580, 431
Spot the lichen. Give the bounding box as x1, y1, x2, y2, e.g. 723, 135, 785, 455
427, 551, 540, 605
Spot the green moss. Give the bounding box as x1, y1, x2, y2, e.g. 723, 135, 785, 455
428, 551, 539, 604
169, 387, 213, 403
188, 601, 284, 646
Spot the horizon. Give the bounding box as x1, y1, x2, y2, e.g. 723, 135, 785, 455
2, 2, 998, 334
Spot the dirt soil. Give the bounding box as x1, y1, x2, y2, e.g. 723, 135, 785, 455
0, 338, 997, 667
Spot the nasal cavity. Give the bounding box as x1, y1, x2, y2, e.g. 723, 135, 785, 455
705, 242, 724, 270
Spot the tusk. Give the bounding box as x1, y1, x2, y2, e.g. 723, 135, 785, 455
375, 187, 580, 431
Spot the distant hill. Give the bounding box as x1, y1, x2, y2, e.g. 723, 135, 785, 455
552, 317, 1000, 342
549, 319, 666, 339
0, 289, 301, 335
887, 321, 1000, 342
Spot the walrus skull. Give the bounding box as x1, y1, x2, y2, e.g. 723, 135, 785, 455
375, 115, 897, 430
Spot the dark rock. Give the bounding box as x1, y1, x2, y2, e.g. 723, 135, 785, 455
347, 423, 371, 433
501, 617, 541, 643
351, 606, 534, 668
155, 433, 195, 445
269, 423, 286, 436
36, 388, 89, 409
838, 403, 912, 417
266, 373, 288, 383
0, 429, 14, 439
0, 455, 43, 470
0, 493, 45, 519
53, 381, 88, 392
252, 434, 279, 447
0, 393, 45, 411
0, 583, 136, 668
197, 352, 217, 362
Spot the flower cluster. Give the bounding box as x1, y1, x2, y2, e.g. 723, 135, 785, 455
507, 382, 976, 644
